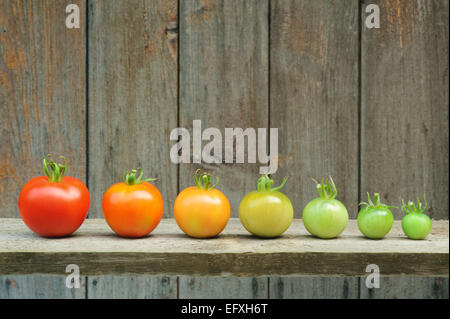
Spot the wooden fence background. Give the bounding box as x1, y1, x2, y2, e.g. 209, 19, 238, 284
1, 0, 448, 220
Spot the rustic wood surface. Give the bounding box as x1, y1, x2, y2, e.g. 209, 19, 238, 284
0, 275, 86, 299
270, 0, 360, 217
87, 275, 177, 299
178, 276, 269, 299
269, 276, 359, 299
179, 0, 269, 216
1, 274, 448, 299
0, 0, 448, 219
359, 275, 449, 299
361, 0, 449, 219
0, 0, 87, 217
88, 0, 178, 218
0, 218, 447, 276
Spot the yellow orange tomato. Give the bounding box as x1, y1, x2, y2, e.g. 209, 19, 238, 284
102, 169, 163, 238
174, 170, 230, 238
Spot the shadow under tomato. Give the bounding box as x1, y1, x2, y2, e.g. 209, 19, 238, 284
31, 233, 78, 240
232, 233, 306, 240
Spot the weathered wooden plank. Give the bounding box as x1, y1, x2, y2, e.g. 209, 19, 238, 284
88, 0, 178, 218
0, 0, 87, 217
361, 0, 449, 219
0, 275, 86, 299
270, 276, 359, 299
179, 276, 268, 299
360, 276, 449, 299
179, 0, 269, 217
270, 0, 359, 218
87, 275, 176, 299
1, 218, 447, 276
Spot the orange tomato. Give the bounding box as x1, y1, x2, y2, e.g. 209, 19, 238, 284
174, 170, 230, 238
102, 169, 163, 238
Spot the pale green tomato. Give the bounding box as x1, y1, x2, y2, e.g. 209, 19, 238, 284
239, 175, 293, 238
302, 177, 348, 239
303, 198, 348, 239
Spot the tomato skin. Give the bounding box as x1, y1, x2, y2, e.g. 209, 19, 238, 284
174, 186, 230, 238
102, 182, 164, 238
239, 191, 293, 238
401, 213, 432, 240
18, 176, 90, 237
302, 198, 348, 239
357, 207, 394, 239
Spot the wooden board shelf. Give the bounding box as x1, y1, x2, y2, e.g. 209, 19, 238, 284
0, 218, 448, 276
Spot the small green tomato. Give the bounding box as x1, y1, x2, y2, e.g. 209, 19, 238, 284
302, 177, 348, 239
401, 196, 432, 240
239, 175, 293, 238
357, 193, 395, 239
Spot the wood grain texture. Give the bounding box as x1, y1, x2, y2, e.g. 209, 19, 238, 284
0, 275, 86, 299
0, 0, 86, 217
361, 0, 449, 219
270, 0, 359, 218
179, 0, 269, 216
88, 0, 178, 217
179, 276, 268, 299
87, 275, 177, 298
1, 218, 448, 276
270, 276, 359, 299
360, 276, 449, 299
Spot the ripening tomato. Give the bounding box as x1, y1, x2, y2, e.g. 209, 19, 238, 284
401, 196, 432, 240
102, 169, 163, 238
18, 155, 90, 237
174, 169, 230, 238
302, 177, 348, 239
239, 175, 293, 238
357, 193, 395, 239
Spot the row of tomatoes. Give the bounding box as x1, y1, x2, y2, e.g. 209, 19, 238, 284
18, 155, 432, 240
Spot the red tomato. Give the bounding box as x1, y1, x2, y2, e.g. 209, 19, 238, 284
18, 155, 90, 237
174, 169, 230, 238
102, 169, 163, 238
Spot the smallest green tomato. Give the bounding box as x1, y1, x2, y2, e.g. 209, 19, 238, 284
401, 196, 432, 240
357, 193, 395, 239
239, 175, 293, 238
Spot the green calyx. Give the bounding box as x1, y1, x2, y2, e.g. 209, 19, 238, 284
312, 176, 338, 200
43, 154, 67, 183
194, 169, 219, 190
401, 195, 428, 215
122, 168, 157, 185
256, 174, 288, 192
359, 193, 396, 210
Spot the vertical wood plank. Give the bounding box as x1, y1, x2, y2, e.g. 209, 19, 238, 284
178, 276, 268, 299
88, 0, 178, 217
270, 276, 359, 299
0, 0, 87, 217
361, 0, 449, 219
179, 0, 269, 216
87, 275, 177, 299
360, 276, 449, 299
270, 0, 359, 218
0, 275, 86, 299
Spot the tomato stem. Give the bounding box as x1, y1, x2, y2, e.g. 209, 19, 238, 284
256, 174, 288, 192
193, 169, 219, 190
359, 192, 396, 209
312, 176, 338, 200
401, 194, 428, 215
43, 154, 67, 183
122, 168, 157, 185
